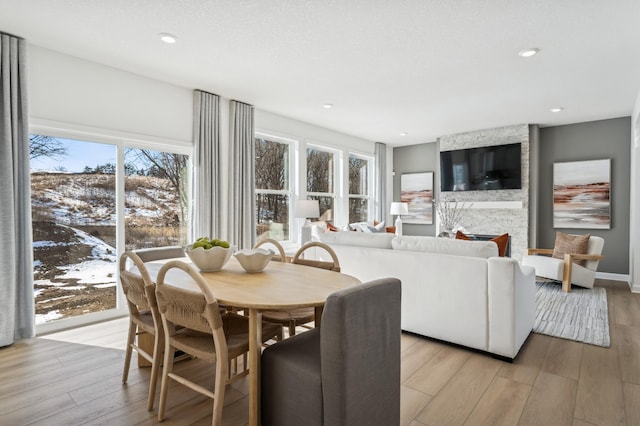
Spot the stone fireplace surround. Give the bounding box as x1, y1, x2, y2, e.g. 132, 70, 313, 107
437, 124, 532, 260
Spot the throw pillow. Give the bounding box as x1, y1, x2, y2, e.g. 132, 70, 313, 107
326, 223, 340, 232
455, 231, 510, 257
552, 232, 590, 266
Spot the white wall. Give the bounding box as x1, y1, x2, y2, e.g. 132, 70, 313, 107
631, 91, 640, 292
28, 45, 193, 145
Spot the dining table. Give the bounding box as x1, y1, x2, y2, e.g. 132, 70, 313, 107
143, 256, 360, 426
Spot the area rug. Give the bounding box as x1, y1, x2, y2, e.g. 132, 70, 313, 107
533, 280, 610, 347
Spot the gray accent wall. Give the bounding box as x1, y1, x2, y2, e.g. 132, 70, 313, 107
538, 117, 631, 274
393, 141, 439, 236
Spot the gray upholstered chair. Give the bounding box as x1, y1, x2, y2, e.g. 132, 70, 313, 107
261, 277, 402, 426
134, 245, 186, 262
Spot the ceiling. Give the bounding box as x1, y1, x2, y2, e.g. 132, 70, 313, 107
1, 0, 639, 146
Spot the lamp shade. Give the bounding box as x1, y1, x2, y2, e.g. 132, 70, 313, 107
294, 199, 320, 219
389, 202, 408, 215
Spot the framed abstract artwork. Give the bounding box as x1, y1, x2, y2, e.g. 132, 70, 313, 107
553, 159, 611, 229
400, 172, 434, 224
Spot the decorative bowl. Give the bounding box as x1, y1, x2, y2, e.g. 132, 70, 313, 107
234, 248, 273, 273
185, 244, 235, 272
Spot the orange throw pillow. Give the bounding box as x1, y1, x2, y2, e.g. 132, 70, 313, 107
456, 231, 510, 257
326, 223, 340, 232
552, 232, 590, 266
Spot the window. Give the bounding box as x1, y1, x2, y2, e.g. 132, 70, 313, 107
306, 147, 336, 223
30, 134, 190, 327
348, 154, 371, 223
124, 148, 189, 250
255, 136, 291, 241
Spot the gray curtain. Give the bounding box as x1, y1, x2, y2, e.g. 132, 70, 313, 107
191, 90, 221, 240
228, 101, 255, 249
0, 33, 35, 347
375, 142, 388, 225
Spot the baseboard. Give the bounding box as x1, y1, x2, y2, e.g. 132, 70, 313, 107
595, 272, 633, 290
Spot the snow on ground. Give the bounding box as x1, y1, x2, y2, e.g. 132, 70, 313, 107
36, 310, 63, 323
55, 226, 117, 285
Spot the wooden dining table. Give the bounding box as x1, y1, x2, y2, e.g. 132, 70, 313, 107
144, 256, 360, 426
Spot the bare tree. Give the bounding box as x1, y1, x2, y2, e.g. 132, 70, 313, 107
126, 149, 189, 224
29, 135, 67, 160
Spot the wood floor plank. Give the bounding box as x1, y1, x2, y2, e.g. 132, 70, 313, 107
623, 382, 640, 426
497, 332, 547, 385
400, 385, 431, 426
464, 376, 530, 426
404, 346, 470, 396
518, 371, 578, 426
0, 393, 78, 425
415, 354, 502, 426
616, 324, 640, 384
608, 284, 640, 327
400, 336, 446, 383
574, 344, 626, 425
540, 335, 584, 380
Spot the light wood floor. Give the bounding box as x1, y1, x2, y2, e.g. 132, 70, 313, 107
1, 278, 639, 425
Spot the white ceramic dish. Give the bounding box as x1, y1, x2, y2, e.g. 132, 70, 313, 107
234, 248, 273, 273
184, 244, 235, 272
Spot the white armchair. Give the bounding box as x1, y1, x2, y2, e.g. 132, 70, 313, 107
522, 235, 604, 292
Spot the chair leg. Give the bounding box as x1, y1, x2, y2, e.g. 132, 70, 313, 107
212, 349, 228, 425
122, 320, 136, 383
147, 331, 164, 411
158, 340, 175, 422
562, 255, 573, 293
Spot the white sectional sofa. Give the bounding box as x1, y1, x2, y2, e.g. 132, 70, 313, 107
317, 231, 536, 359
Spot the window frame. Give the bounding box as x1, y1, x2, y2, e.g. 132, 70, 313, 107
254, 131, 297, 243
305, 143, 341, 224
347, 152, 374, 223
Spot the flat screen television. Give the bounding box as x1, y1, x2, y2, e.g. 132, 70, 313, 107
440, 143, 521, 191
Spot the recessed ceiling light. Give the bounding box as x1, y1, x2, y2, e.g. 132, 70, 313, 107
518, 48, 539, 58
323, 104, 333, 109
550, 107, 564, 113
400, 132, 408, 136
159, 33, 177, 44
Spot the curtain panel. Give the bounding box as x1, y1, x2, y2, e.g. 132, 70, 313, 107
192, 90, 221, 241
0, 33, 35, 346
228, 101, 255, 249
375, 142, 388, 225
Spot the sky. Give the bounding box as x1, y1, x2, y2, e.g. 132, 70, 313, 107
30, 137, 116, 173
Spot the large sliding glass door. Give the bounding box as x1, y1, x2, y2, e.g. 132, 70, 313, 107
30, 134, 190, 331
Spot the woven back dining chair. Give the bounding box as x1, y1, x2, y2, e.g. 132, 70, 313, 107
154, 260, 282, 425
261, 241, 341, 337
254, 238, 287, 262
119, 251, 165, 411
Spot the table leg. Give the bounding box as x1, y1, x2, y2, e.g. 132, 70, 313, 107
314, 306, 323, 328
248, 308, 262, 426
138, 332, 153, 367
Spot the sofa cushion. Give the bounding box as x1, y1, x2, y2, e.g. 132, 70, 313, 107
455, 231, 510, 257
391, 235, 498, 258
320, 231, 395, 249
552, 232, 590, 266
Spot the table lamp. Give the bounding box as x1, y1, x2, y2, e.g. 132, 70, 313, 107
295, 199, 320, 244
389, 202, 408, 236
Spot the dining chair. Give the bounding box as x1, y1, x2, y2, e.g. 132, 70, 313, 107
254, 238, 287, 262
134, 245, 186, 262
119, 251, 166, 411
154, 260, 283, 425
261, 241, 341, 337
261, 277, 402, 426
